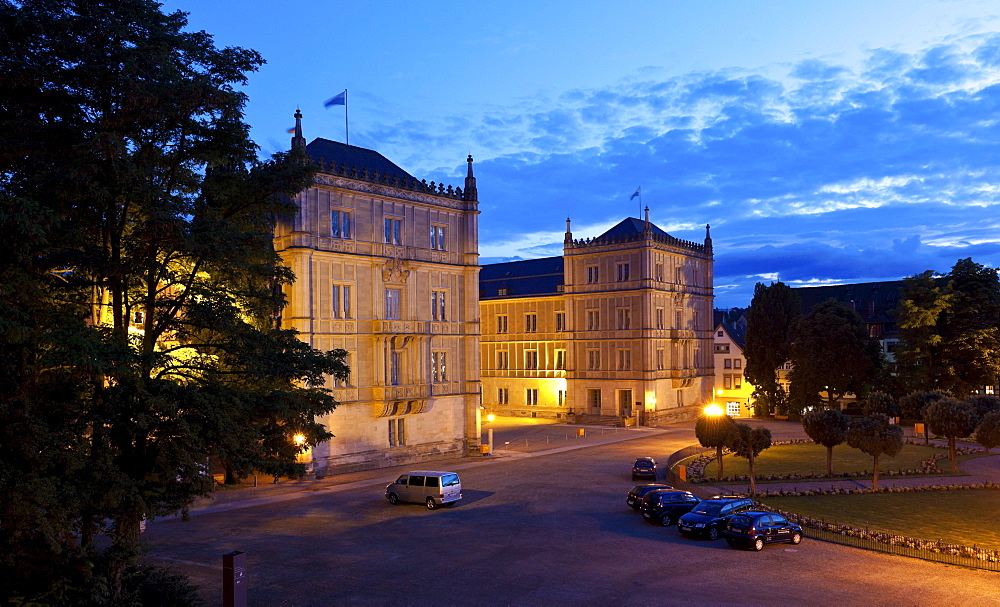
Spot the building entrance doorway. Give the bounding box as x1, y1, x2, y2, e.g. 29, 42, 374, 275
617, 389, 633, 416
587, 389, 602, 415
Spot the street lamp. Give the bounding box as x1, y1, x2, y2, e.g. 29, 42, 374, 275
703, 403, 724, 417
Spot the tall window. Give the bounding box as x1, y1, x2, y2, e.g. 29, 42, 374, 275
331, 210, 351, 238
526, 388, 539, 406
555, 349, 566, 370
496, 351, 509, 370
525, 350, 538, 370
555, 311, 566, 332
587, 265, 599, 283
557, 390, 567, 406
588, 388, 601, 410
724, 375, 733, 390
656, 348, 664, 370
675, 266, 683, 284
385, 289, 401, 319
388, 419, 396, 447
587, 349, 601, 370
333, 353, 351, 387
655, 262, 664, 281
617, 308, 631, 330
734, 359, 742, 369
430, 225, 446, 250
656, 307, 664, 329
724, 359, 732, 369
389, 351, 401, 386
384, 217, 402, 244
431, 351, 447, 382
497, 314, 508, 334
675, 308, 682, 328
432, 291, 446, 321
587, 309, 600, 331
617, 349, 631, 370
498, 387, 509, 404
332, 284, 352, 318
616, 262, 630, 281
525, 313, 537, 333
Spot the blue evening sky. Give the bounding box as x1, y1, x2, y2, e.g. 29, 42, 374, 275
164, 0, 1000, 307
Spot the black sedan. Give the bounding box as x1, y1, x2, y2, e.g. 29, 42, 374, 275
632, 457, 657, 481
626, 483, 673, 509
677, 497, 754, 540
724, 511, 804, 551
639, 490, 700, 526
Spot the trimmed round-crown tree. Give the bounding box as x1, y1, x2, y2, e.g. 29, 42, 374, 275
845, 414, 904, 490
695, 413, 737, 481
802, 408, 850, 476
725, 424, 772, 497
923, 398, 978, 472
975, 410, 1000, 454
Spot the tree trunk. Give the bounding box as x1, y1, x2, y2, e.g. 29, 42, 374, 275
108, 510, 143, 599
747, 455, 757, 497
716, 445, 724, 481
225, 460, 239, 485
826, 445, 834, 476
872, 454, 880, 491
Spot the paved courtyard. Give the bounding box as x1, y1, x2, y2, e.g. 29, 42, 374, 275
145, 419, 1000, 605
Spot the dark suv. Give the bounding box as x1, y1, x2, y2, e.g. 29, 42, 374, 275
626, 483, 673, 509
639, 490, 700, 526
724, 510, 804, 551
677, 497, 755, 540
632, 457, 657, 481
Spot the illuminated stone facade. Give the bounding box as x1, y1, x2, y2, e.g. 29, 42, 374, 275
480, 212, 714, 425
274, 113, 481, 473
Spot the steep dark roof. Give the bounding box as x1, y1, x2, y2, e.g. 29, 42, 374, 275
722, 321, 747, 351
598, 217, 671, 239
306, 138, 416, 181
480, 257, 564, 299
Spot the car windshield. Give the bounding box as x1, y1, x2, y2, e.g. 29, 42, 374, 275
691, 502, 723, 516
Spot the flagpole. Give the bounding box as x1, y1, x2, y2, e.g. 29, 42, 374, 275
638, 186, 642, 217
345, 89, 349, 147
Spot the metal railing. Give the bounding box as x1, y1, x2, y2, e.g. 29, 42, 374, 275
798, 525, 1000, 571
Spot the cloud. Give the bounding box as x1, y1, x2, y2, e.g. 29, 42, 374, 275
371, 31, 1000, 307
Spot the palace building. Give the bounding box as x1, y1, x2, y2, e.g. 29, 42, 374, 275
274, 111, 481, 473
479, 212, 715, 425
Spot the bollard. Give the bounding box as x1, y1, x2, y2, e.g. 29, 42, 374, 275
223, 551, 247, 607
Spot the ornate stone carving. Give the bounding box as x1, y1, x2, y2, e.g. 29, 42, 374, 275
382, 256, 411, 283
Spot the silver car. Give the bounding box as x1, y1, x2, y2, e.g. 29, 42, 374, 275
385, 471, 462, 509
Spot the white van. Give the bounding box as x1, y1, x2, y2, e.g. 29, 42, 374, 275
385, 471, 462, 509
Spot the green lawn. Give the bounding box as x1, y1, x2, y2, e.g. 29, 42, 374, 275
761, 490, 1000, 550
702, 442, 977, 479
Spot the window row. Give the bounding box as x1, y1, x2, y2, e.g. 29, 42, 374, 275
385, 350, 452, 386
583, 262, 703, 284
494, 349, 567, 370
495, 387, 568, 406
382, 289, 450, 321
328, 210, 449, 251
722, 358, 743, 369
495, 307, 692, 333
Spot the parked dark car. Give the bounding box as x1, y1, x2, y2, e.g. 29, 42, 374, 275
724, 510, 804, 551
626, 483, 673, 509
632, 457, 657, 481
678, 497, 755, 540
639, 490, 700, 526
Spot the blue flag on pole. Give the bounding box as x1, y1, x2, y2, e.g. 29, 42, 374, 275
324, 90, 347, 108
630, 187, 640, 200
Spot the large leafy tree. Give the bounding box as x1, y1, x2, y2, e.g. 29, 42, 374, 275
898, 390, 947, 445
0, 1, 347, 602
923, 398, 978, 472
894, 270, 951, 391
744, 282, 800, 417
801, 408, 850, 476
787, 299, 883, 413
936, 259, 1000, 397
695, 413, 736, 481
845, 414, 904, 491
725, 424, 772, 497
895, 260, 1000, 396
